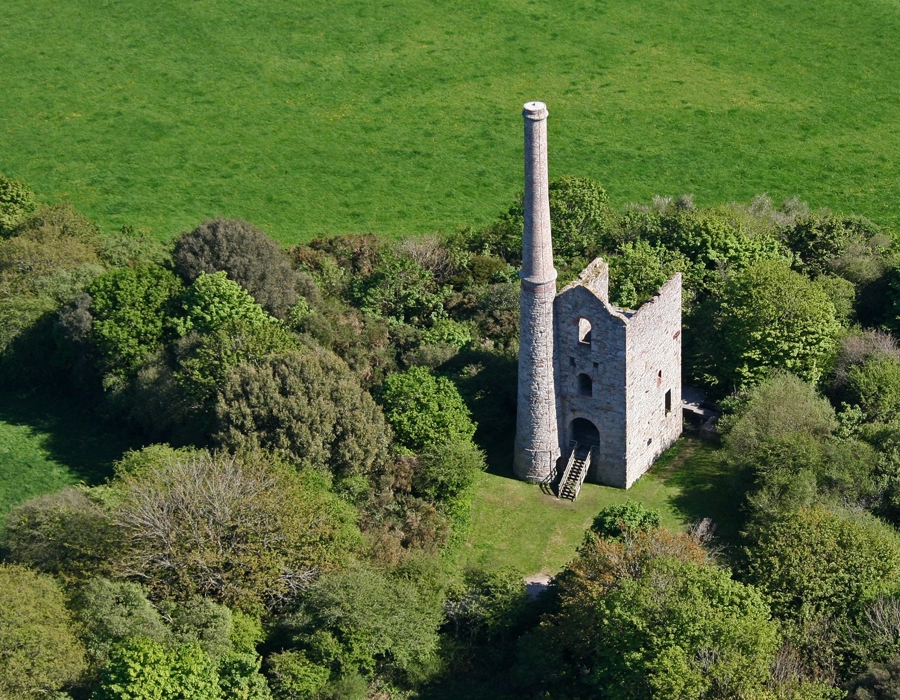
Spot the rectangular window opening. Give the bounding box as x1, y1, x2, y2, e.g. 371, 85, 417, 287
665, 389, 672, 414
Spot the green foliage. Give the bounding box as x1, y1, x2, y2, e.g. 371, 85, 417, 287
2, 486, 119, 582
744, 506, 900, 622
173, 218, 299, 319
352, 252, 448, 326
214, 347, 391, 479
111, 448, 360, 609
785, 214, 872, 278
414, 439, 485, 504
590, 502, 662, 540
92, 638, 222, 700
380, 366, 476, 452
0, 173, 37, 234
0, 564, 87, 699
709, 260, 842, 390
289, 562, 443, 680
546, 176, 611, 258
847, 357, 900, 423
173, 271, 272, 336
162, 596, 234, 662
590, 558, 779, 700
87, 264, 184, 379
608, 239, 688, 308
267, 651, 331, 700
174, 318, 298, 404
847, 655, 900, 700
71, 578, 169, 663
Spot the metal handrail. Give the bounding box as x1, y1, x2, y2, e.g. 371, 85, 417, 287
571, 448, 592, 501
556, 441, 580, 499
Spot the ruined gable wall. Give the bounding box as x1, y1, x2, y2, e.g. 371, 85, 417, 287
624, 274, 683, 487
554, 284, 628, 487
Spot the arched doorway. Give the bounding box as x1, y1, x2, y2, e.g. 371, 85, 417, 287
570, 417, 600, 447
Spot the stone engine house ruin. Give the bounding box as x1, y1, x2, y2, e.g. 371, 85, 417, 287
513, 101, 682, 493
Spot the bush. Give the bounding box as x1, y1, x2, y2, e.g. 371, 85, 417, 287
847, 357, 900, 423
111, 449, 360, 609
379, 366, 476, 452
173, 271, 272, 336
710, 260, 842, 390
0, 564, 87, 699
92, 638, 222, 700
414, 439, 485, 504
0, 173, 37, 234
214, 347, 391, 480
590, 502, 661, 540
744, 506, 900, 622
2, 487, 120, 582
267, 651, 330, 700
71, 578, 169, 664
173, 218, 298, 319
87, 264, 184, 379
351, 253, 448, 326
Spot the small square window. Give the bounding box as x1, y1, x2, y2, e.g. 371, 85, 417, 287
569, 357, 576, 367
593, 362, 599, 369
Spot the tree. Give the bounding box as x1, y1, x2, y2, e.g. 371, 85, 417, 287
547, 175, 612, 261
87, 264, 184, 379
0, 173, 37, 234
608, 239, 688, 308
379, 366, 476, 452
92, 638, 222, 700
2, 486, 120, 582
589, 558, 779, 700
744, 506, 900, 623
0, 564, 87, 699
214, 347, 391, 480
111, 448, 360, 609
590, 502, 661, 540
351, 253, 449, 326
414, 439, 485, 505
173, 218, 299, 319
71, 578, 169, 664
173, 271, 271, 336
266, 651, 330, 700
288, 562, 443, 681
847, 357, 900, 423
712, 260, 842, 390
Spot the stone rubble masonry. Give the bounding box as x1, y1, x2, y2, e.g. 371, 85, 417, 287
514, 101, 682, 489
514, 101, 560, 482
553, 262, 682, 489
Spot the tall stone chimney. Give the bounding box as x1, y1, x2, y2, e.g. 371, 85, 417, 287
513, 101, 560, 482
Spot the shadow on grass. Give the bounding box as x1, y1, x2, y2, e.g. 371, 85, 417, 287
653, 436, 746, 554
0, 387, 142, 487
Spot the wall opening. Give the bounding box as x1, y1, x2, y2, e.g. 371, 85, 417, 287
577, 373, 593, 397
571, 417, 600, 446
665, 389, 672, 414
577, 317, 592, 345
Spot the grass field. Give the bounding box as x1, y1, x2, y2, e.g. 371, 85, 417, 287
0, 390, 140, 524
2, 0, 899, 242
462, 436, 734, 576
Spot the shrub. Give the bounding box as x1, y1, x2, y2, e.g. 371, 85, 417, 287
13, 201, 101, 243
414, 439, 485, 504
214, 347, 391, 480
0, 564, 87, 699
92, 638, 222, 700
71, 578, 169, 664
87, 264, 184, 379
0, 173, 37, 234
173, 218, 298, 319
2, 487, 120, 582
590, 502, 661, 540
173, 271, 272, 336
744, 506, 900, 622
379, 366, 476, 452
267, 651, 331, 700
111, 449, 360, 609
351, 253, 448, 326
608, 239, 688, 308
711, 260, 842, 390
847, 357, 900, 423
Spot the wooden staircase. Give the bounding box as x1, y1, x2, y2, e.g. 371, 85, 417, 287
557, 442, 592, 501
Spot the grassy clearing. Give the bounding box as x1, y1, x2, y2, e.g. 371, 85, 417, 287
462, 437, 731, 576
0, 390, 140, 523
2, 0, 900, 242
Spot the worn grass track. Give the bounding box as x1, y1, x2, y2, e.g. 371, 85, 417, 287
1, 0, 899, 242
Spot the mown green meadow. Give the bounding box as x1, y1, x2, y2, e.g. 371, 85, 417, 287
463, 437, 729, 576
0, 390, 140, 524
2, 0, 900, 242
